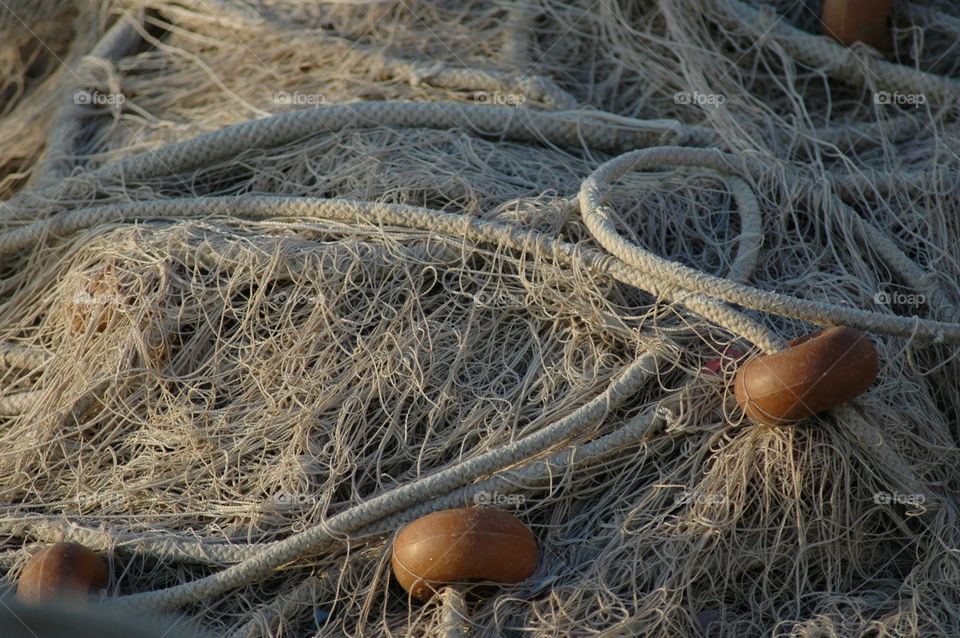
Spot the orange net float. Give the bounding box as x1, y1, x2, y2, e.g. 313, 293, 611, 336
821, 0, 893, 51
392, 507, 538, 637
734, 326, 878, 426
391, 507, 538, 602
16, 542, 109, 606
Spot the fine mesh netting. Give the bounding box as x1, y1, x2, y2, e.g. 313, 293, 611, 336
1, 1, 960, 636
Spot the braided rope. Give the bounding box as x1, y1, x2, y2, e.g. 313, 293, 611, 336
0, 182, 769, 564
0, 195, 782, 351
715, 0, 960, 107
1, 102, 696, 220
579, 146, 960, 342
107, 352, 656, 610
0, 391, 42, 416
4, 2, 959, 620
0, 343, 52, 371
28, 12, 143, 189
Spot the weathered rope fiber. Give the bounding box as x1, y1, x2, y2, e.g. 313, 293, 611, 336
579, 146, 960, 341
714, 0, 960, 107
108, 352, 658, 610
2, 1, 959, 635
1, 102, 699, 220
27, 12, 143, 189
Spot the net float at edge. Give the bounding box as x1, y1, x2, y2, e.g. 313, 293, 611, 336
391, 507, 538, 601
734, 326, 879, 426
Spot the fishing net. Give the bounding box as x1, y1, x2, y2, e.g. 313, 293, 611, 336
1, 0, 959, 636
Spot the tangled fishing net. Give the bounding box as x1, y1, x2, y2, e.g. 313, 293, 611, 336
1, 0, 960, 636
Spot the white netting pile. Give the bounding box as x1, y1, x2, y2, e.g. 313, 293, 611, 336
1, 1, 959, 636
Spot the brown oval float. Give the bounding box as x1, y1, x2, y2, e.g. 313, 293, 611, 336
16, 542, 109, 605
391, 507, 538, 601
822, 0, 892, 51
734, 326, 878, 426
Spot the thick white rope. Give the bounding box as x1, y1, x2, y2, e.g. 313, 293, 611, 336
5, 196, 774, 566
714, 0, 960, 107
579, 146, 960, 342
7, 187, 959, 343
0, 196, 782, 351
0, 102, 696, 221
129, 0, 577, 108
28, 12, 143, 189
0, 180, 770, 564
0, 343, 52, 371
4, 2, 958, 617
0, 177, 779, 570
439, 587, 469, 638
106, 352, 657, 610
0, 391, 42, 416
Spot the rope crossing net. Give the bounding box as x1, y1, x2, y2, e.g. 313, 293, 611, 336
1, 0, 959, 636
